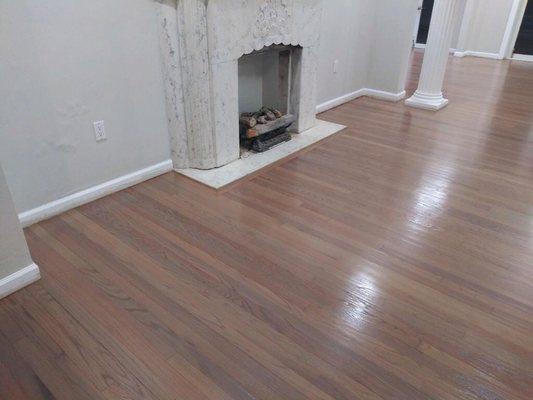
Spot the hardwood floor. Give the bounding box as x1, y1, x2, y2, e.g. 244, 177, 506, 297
2, 51, 533, 399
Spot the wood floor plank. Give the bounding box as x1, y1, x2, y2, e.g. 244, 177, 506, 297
1, 50, 532, 399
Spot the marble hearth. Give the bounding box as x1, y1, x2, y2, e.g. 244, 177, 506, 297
158, 0, 345, 188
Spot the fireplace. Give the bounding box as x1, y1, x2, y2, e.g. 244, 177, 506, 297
169, 0, 323, 168
162, 0, 345, 187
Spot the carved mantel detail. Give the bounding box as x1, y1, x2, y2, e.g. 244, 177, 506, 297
206, 0, 323, 63
253, 0, 291, 40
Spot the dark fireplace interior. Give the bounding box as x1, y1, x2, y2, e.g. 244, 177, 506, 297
238, 45, 300, 153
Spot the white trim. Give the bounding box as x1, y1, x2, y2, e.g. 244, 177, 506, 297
176, 120, 345, 189
415, 43, 457, 54
413, 0, 423, 47
0, 263, 40, 299
316, 88, 406, 113
364, 89, 407, 102
512, 54, 533, 62
453, 50, 502, 60
499, 0, 528, 59
405, 91, 449, 111
18, 160, 173, 227
316, 89, 366, 113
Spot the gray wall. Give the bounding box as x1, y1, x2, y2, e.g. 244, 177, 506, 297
0, 163, 33, 280
451, 0, 468, 49
456, 0, 516, 54
1, 0, 417, 217
239, 0, 418, 106
239, 55, 266, 114
0, 0, 171, 214
317, 0, 376, 103
367, 0, 418, 93
238, 51, 282, 114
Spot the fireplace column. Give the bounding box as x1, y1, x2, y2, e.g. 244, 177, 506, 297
174, 0, 240, 169
405, 0, 461, 111
290, 46, 318, 132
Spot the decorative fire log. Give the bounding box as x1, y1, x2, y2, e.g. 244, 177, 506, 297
240, 106, 285, 130
256, 115, 268, 124
271, 108, 283, 118
260, 107, 276, 121
239, 116, 257, 128
239, 106, 293, 151
242, 114, 295, 139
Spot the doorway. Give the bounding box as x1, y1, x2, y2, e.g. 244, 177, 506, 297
415, 0, 435, 47
514, 0, 533, 59
413, 0, 465, 51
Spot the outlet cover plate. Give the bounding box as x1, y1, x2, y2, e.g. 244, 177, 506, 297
93, 120, 106, 142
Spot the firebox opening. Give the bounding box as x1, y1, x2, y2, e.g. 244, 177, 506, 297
238, 45, 300, 154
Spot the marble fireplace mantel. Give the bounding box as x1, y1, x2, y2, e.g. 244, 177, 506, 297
201, 0, 322, 63
157, 0, 344, 184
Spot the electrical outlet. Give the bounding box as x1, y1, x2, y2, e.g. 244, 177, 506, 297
93, 120, 106, 142
333, 59, 339, 74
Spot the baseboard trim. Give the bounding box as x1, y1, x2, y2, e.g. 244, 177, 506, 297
18, 160, 173, 227
365, 89, 406, 102
512, 54, 533, 62
316, 88, 406, 113
0, 263, 41, 300
414, 43, 456, 54
453, 50, 502, 60
316, 89, 367, 113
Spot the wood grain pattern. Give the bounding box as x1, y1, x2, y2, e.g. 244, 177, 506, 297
1, 51, 532, 399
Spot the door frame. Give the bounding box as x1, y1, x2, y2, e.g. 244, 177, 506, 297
499, 0, 530, 60
413, 0, 462, 52
413, 0, 424, 47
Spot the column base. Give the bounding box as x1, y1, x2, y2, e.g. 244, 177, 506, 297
405, 91, 449, 111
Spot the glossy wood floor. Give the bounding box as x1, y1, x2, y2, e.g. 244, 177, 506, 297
2, 51, 533, 400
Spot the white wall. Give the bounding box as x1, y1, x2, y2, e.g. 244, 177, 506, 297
238, 0, 417, 111
317, 0, 376, 104
1, 0, 417, 217
238, 51, 282, 114
456, 0, 516, 55
0, 163, 33, 280
237, 1, 383, 108
367, 0, 419, 94
318, 0, 418, 100
0, 0, 171, 214
451, 0, 468, 49
239, 55, 266, 114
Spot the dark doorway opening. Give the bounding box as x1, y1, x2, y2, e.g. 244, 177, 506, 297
515, 1, 533, 56
416, 0, 435, 45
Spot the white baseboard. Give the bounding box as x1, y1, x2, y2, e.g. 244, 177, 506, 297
365, 89, 406, 102
18, 160, 173, 227
512, 54, 533, 62
0, 263, 41, 300
316, 88, 406, 113
414, 43, 456, 54
316, 89, 366, 113
453, 50, 502, 60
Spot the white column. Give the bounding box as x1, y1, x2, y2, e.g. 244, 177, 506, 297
406, 0, 461, 111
